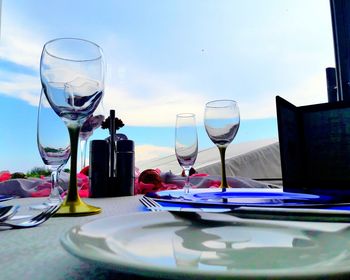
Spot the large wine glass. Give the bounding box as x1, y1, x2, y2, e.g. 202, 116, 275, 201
32, 89, 71, 209
204, 100, 240, 191
40, 38, 105, 216
79, 102, 105, 170
175, 113, 198, 194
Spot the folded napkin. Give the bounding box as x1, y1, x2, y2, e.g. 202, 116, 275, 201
0, 171, 88, 198
0, 168, 274, 198
134, 168, 273, 194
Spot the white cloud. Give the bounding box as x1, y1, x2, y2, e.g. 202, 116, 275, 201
282, 73, 329, 106
0, 16, 44, 68
0, 70, 41, 105
239, 73, 328, 120
103, 78, 208, 126
0, 9, 43, 105
0, 36, 42, 68
0, 39, 331, 127
0, 3, 332, 127
102, 71, 330, 125
0, 17, 210, 124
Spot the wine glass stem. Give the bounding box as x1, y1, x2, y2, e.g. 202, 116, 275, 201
218, 146, 228, 190
51, 169, 57, 191
184, 167, 191, 194
50, 169, 58, 197
80, 139, 88, 170
49, 164, 63, 202
66, 125, 81, 203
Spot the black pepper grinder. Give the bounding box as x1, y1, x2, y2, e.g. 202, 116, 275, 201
116, 139, 135, 196
106, 109, 118, 197
89, 140, 109, 197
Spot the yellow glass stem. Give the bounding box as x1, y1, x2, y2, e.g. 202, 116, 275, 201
55, 125, 101, 216
218, 145, 229, 191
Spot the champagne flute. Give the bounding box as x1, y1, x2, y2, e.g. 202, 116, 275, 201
175, 113, 198, 194
40, 38, 105, 216
79, 101, 105, 170
32, 90, 71, 209
204, 100, 240, 191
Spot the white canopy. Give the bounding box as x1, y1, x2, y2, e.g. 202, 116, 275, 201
137, 138, 281, 179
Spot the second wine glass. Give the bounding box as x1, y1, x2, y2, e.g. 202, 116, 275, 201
204, 100, 240, 190
175, 113, 198, 194
34, 89, 71, 209
79, 101, 105, 170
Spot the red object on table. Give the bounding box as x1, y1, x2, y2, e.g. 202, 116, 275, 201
0, 171, 11, 182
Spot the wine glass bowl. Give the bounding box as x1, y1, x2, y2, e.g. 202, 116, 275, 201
175, 113, 198, 193
204, 100, 240, 190
38, 93, 71, 168
41, 38, 104, 125
40, 38, 105, 216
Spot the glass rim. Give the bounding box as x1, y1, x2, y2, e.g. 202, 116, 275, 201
205, 99, 237, 108
176, 113, 196, 118
43, 37, 103, 62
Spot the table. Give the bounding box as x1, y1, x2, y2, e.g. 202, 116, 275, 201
2, 194, 350, 280
0, 196, 151, 280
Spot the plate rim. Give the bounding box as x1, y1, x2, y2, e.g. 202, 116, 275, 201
60, 211, 350, 279
0, 195, 14, 202
148, 189, 349, 208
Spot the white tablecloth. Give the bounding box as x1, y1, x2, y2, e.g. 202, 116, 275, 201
0, 196, 150, 280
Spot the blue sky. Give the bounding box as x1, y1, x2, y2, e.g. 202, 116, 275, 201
0, 0, 335, 172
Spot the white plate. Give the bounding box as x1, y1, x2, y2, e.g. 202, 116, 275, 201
61, 212, 350, 279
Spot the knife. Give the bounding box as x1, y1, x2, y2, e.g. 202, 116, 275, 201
150, 206, 350, 222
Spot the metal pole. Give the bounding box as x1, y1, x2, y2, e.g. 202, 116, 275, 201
0, 0, 2, 39
330, 0, 350, 101
326, 67, 337, 102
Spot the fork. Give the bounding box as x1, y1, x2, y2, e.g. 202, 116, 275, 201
139, 196, 162, 211
139, 195, 222, 223
140, 195, 231, 212
0, 204, 60, 229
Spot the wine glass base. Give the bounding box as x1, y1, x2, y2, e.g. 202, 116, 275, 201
55, 199, 101, 216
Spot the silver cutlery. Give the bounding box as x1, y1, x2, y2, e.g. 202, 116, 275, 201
0, 204, 60, 229
140, 195, 350, 222
0, 206, 13, 219
140, 196, 230, 213
9, 214, 32, 221
0, 205, 20, 222
139, 196, 162, 212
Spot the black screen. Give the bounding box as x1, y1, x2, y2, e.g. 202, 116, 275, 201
276, 96, 350, 195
